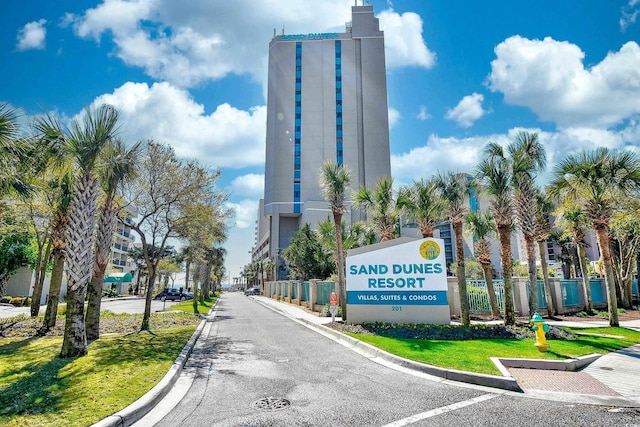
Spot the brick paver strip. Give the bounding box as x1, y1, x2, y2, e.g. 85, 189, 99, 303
509, 368, 621, 396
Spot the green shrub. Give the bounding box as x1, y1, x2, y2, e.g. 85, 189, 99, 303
10, 297, 27, 307
576, 311, 587, 317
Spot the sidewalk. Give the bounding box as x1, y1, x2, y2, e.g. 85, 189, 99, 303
254, 296, 640, 408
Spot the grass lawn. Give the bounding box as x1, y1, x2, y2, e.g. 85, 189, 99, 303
348, 326, 640, 375
0, 313, 201, 427
168, 297, 215, 314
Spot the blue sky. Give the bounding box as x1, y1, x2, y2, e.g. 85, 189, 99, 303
2, 0, 640, 282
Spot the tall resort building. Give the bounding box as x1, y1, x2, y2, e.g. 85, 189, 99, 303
257, 4, 391, 278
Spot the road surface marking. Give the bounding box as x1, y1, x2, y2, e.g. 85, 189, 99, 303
381, 393, 499, 426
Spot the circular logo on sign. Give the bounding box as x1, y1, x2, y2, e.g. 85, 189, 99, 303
419, 240, 440, 260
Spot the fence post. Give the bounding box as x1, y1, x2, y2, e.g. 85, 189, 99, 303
447, 277, 460, 318
309, 279, 318, 313
296, 280, 302, 305
550, 278, 564, 314
513, 278, 529, 318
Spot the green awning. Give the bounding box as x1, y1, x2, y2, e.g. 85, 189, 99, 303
103, 272, 133, 283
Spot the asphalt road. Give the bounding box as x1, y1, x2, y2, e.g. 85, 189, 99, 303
139, 292, 640, 427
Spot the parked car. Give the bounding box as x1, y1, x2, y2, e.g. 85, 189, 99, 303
154, 288, 193, 301
244, 287, 261, 296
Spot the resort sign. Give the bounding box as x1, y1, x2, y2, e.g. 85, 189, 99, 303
346, 237, 450, 324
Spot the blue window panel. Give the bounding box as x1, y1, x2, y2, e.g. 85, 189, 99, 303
294, 158, 301, 167
295, 93, 301, 102
294, 145, 301, 153
295, 131, 301, 139
337, 155, 343, 164
336, 112, 342, 119
294, 203, 300, 214
295, 118, 301, 125
336, 117, 342, 125
336, 81, 342, 89
295, 106, 301, 113
294, 170, 301, 179
337, 142, 343, 150
336, 57, 341, 65
336, 68, 341, 77
295, 82, 301, 90
336, 92, 342, 101
296, 70, 301, 78
336, 129, 342, 137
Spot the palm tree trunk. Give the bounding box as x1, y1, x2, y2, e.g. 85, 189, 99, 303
537, 240, 555, 317
333, 212, 347, 321
497, 225, 515, 325
481, 262, 500, 318
525, 235, 538, 316
44, 250, 65, 328
593, 224, 619, 326
577, 245, 593, 312
60, 173, 98, 358
453, 220, 470, 326
60, 285, 88, 357
86, 204, 118, 340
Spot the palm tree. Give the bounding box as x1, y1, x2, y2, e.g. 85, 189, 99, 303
509, 131, 546, 317
397, 178, 445, 238
534, 190, 556, 316
0, 103, 34, 205
476, 142, 517, 325
85, 139, 142, 340
465, 210, 500, 318
353, 175, 399, 242
549, 148, 640, 326
37, 104, 121, 357
435, 171, 471, 326
319, 160, 352, 321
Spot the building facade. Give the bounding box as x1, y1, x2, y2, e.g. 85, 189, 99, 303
258, 5, 391, 278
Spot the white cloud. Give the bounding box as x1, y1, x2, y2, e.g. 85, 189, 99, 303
227, 199, 259, 229
621, 0, 640, 31
388, 107, 400, 128
488, 36, 640, 129
69, 1, 434, 87
92, 81, 266, 169
445, 93, 487, 128
16, 19, 47, 51
391, 133, 497, 185
378, 9, 436, 69
228, 174, 264, 198
391, 124, 640, 185
417, 105, 430, 121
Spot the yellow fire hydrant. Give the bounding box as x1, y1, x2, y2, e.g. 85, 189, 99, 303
531, 312, 550, 352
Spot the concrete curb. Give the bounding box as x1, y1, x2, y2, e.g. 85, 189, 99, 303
491, 353, 602, 375
91, 301, 219, 427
